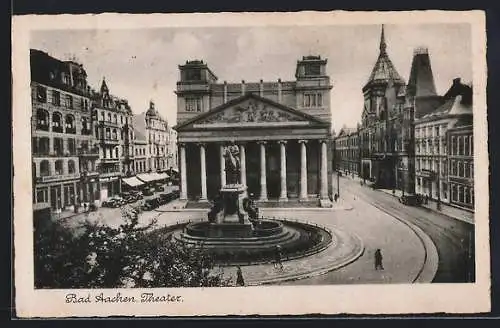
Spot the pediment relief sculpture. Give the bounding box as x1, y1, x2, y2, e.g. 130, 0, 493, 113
199, 100, 307, 124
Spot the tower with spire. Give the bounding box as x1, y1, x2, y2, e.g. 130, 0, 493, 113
362, 25, 406, 122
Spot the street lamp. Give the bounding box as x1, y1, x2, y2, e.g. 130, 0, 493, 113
436, 163, 441, 211
336, 166, 340, 198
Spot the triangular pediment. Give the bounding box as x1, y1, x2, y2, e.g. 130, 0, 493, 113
175, 93, 329, 131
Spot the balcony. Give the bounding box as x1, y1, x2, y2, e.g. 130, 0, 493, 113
100, 157, 120, 163
36, 124, 50, 132
77, 147, 100, 158
79, 170, 99, 181
100, 137, 120, 145
98, 120, 121, 128
36, 172, 80, 183
99, 171, 122, 179
81, 128, 93, 135
65, 127, 77, 134
52, 126, 64, 133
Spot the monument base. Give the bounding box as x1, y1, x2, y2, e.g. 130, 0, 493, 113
207, 222, 255, 238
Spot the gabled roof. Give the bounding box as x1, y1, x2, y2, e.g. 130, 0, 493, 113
337, 126, 358, 138
174, 93, 330, 131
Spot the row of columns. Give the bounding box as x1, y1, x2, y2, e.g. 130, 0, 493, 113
179, 140, 329, 201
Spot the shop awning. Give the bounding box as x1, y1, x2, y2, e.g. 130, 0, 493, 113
156, 172, 169, 180
136, 173, 156, 183
122, 176, 145, 188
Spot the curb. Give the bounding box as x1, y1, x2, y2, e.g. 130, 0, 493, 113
244, 227, 365, 286
361, 197, 439, 283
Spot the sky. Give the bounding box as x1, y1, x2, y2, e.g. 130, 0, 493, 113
31, 23, 472, 132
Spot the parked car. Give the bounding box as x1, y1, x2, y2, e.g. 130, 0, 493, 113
142, 188, 155, 196
155, 185, 165, 192
141, 199, 155, 211
399, 194, 422, 206
102, 199, 120, 208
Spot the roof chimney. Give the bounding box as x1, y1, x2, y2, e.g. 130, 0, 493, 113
241, 80, 246, 95
453, 78, 462, 85
223, 81, 228, 103
277, 78, 282, 103
259, 79, 264, 97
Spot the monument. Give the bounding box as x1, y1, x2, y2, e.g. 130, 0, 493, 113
207, 143, 254, 238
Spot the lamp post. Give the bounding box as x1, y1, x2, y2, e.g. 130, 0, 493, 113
337, 166, 340, 198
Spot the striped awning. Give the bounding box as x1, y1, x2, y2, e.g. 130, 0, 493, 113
122, 176, 145, 187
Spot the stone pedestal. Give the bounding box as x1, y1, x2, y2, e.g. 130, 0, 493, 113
208, 183, 253, 238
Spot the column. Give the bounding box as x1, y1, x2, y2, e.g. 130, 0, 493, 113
219, 143, 226, 187
179, 143, 187, 200
320, 140, 328, 200
258, 141, 267, 201
199, 143, 207, 201
299, 140, 308, 200
279, 140, 287, 201
239, 143, 247, 187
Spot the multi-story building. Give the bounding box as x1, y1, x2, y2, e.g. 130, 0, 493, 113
133, 101, 170, 173
415, 78, 473, 208
358, 26, 407, 189
91, 78, 134, 200
166, 128, 178, 171
30, 49, 97, 211
448, 124, 474, 210
174, 56, 334, 204
133, 130, 149, 174
334, 127, 360, 176
356, 26, 444, 194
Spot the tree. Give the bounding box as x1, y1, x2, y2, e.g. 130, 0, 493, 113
34, 205, 232, 288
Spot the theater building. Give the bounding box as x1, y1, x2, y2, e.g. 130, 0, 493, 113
174, 56, 334, 205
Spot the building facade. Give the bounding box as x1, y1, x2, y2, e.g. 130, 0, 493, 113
133, 101, 170, 174
30, 49, 96, 211
414, 78, 473, 209
174, 56, 334, 204
448, 124, 474, 210
91, 79, 134, 200
133, 133, 149, 174
334, 127, 360, 176
167, 128, 178, 170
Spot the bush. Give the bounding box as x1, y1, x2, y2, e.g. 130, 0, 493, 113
34, 205, 232, 288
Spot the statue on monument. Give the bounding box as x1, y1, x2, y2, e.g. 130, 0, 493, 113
223, 144, 241, 185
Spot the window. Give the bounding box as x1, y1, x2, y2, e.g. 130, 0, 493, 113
465, 187, 471, 204
435, 126, 440, 137
65, 115, 75, 133
36, 188, 48, 203
36, 108, 49, 131
55, 160, 64, 175
185, 97, 202, 112
36, 86, 47, 103
54, 138, 64, 156
52, 112, 63, 132
451, 136, 457, 155
458, 136, 463, 155
67, 138, 76, 155
121, 116, 123, 124
52, 90, 61, 106
112, 129, 117, 140
458, 161, 464, 177
39, 137, 50, 155
68, 160, 76, 174
108, 113, 112, 122
62, 73, 70, 85
65, 95, 73, 109
464, 162, 470, 178
303, 93, 322, 108
105, 128, 111, 139
458, 185, 464, 203
305, 64, 321, 76
464, 136, 470, 156
114, 114, 117, 123
451, 160, 457, 176
452, 184, 457, 201
115, 147, 119, 158
101, 111, 105, 122
40, 160, 50, 177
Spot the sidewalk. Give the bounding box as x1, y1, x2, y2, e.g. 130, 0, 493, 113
378, 188, 474, 225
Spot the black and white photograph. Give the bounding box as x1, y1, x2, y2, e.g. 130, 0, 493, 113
12, 11, 490, 317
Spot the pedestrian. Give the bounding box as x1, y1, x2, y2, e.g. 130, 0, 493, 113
274, 245, 284, 271
236, 266, 245, 286
83, 203, 88, 212
374, 249, 384, 270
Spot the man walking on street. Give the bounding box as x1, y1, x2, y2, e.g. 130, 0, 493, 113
374, 249, 384, 270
